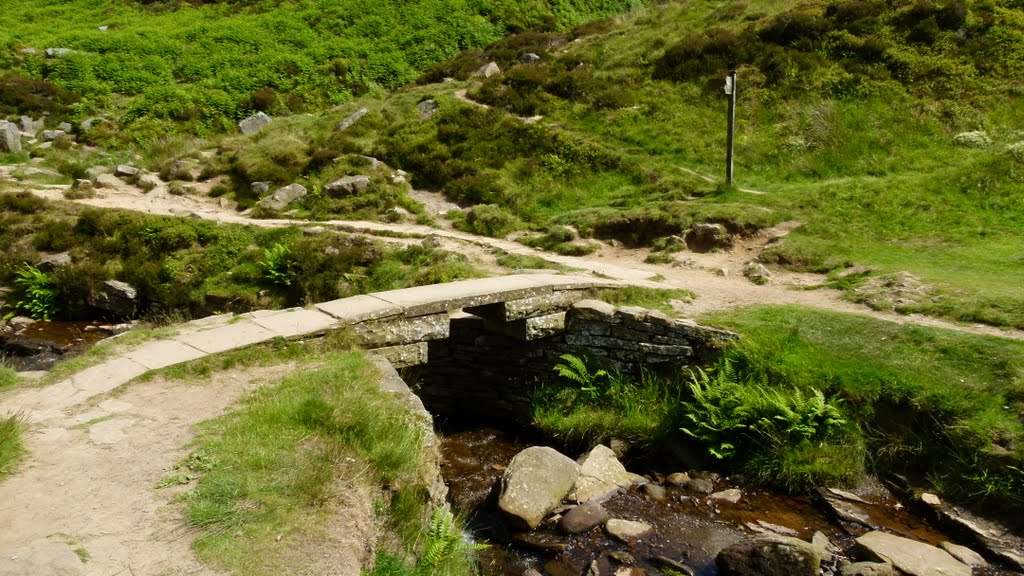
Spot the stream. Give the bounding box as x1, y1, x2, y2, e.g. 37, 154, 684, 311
0, 319, 111, 371
439, 426, 1015, 576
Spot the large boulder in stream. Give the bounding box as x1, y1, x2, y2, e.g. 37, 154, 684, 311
716, 535, 823, 576
855, 531, 971, 576
498, 446, 579, 530
571, 444, 641, 503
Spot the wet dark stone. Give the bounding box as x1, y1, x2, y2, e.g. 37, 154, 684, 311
560, 503, 608, 534
640, 483, 667, 501
685, 478, 715, 494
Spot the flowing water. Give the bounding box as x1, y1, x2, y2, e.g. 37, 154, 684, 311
440, 426, 1015, 576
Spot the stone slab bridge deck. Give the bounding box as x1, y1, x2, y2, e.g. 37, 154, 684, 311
1, 274, 619, 422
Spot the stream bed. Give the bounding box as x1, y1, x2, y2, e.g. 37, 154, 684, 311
439, 426, 1016, 576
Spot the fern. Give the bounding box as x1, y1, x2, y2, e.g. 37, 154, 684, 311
553, 353, 609, 400
11, 264, 58, 320
413, 509, 459, 576
680, 360, 848, 462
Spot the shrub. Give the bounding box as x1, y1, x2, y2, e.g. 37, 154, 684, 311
455, 204, 523, 237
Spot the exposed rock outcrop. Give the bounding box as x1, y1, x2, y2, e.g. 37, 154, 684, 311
855, 531, 970, 576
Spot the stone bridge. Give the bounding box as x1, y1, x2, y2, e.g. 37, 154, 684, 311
7, 274, 732, 423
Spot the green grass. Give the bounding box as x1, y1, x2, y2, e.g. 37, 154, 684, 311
593, 285, 695, 316
177, 351, 474, 575
0, 365, 17, 391
0, 0, 641, 143
703, 305, 1024, 524
0, 412, 28, 480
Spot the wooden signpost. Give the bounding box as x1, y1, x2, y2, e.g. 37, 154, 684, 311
725, 70, 737, 186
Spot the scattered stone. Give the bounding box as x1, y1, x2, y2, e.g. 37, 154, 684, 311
417, 99, 439, 119
239, 111, 271, 135
512, 532, 568, 553
608, 438, 629, 458
422, 235, 442, 249
84, 166, 108, 179
520, 52, 541, 64
37, 252, 72, 272
812, 531, 836, 553
325, 246, 340, 256
475, 61, 501, 77
17, 167, 61, 179
571, 444, 640, 503
39, 129, 67, 142
712, 266, 729, 276
0, 121, 23, 153
7, 316, 36, 332
391, 170, 408, 184
89, 280, 138, 318
710, 488, 742, 504
523, 568, 543, 576
825, 488, 869, 504
684, 478, 715, 494
324, 175, 371, 197
34, 141, 53, 150
167, 159, 197, 181
716, 535, 822, 576
19, 47, 38, 56
94, 173, 123, 188
259, 183, 307, 210
652, 556, 696, 575
45, 47, 78, 57
606, 519, 652, 543
640, 483, 667, 501
498, 446, 580, 530
817, 488, 873, 527
666, 472, 691, 486
250, 181, 271, 196
114, 164, 139, 177
746, 520, 799, 538
0, 541, 85, 576
57, 121, 73, 133
80, 117, 103, 131
914, 489, 1024, 570
133, 173, 161, 191
71, 178, 93, 193
335, 107, 368, 132
609, 551, 635, 564
358, 155, 383, 168
559, 502, 609, 534
839, 561, 895, 576
938, 542, 987, 567
953, 131, 991, 148
920, 492, 941, 506
302, 226, 327, 236
19, 116, 43, 136
855, 531, 970, 576
743, 262, 773, 285
686, 222, 732, 252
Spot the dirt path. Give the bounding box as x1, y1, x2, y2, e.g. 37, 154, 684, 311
0, 366, 302, 576
6, 169, 1020, 342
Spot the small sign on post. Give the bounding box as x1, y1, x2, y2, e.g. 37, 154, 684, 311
725, 70, 737, 186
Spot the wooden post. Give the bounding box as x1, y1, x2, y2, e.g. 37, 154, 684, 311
725, 70, 737, 187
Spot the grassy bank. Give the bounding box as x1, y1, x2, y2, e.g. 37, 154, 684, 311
171, 351, 474, 575
533, 305, 1024, 524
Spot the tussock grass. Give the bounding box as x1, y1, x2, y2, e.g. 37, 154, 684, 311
0, 412, 28, 480
0, 365, 16, 391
